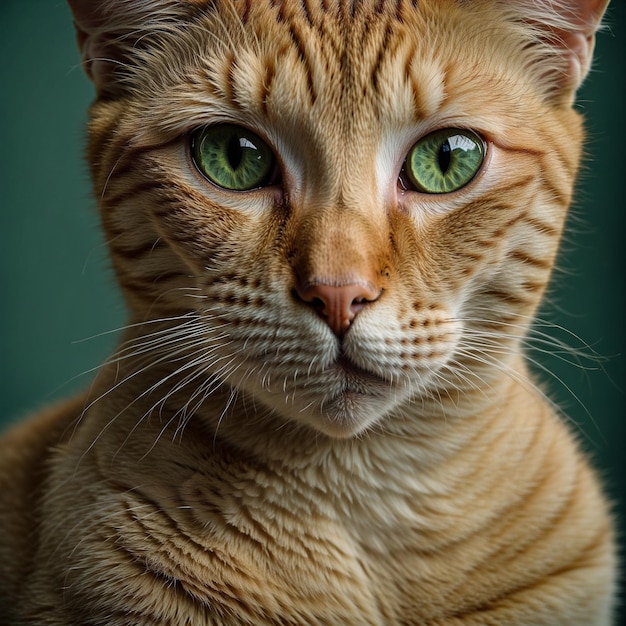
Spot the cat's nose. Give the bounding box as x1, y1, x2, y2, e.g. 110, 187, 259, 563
295, 282, 380, 337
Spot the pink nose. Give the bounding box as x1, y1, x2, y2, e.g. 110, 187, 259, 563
296, 282, 380, 337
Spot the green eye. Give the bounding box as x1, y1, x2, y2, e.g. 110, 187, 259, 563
191, 124, 276, 191
405, 129, 484, 194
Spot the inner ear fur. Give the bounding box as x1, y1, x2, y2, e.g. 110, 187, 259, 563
502, 0, 610, 104
67, 0, 201, 97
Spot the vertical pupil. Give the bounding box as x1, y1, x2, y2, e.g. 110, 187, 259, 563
438, 140, 451, 174
226, 136, 243, 169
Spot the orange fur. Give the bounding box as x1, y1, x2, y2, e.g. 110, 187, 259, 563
0, 1, 617, 624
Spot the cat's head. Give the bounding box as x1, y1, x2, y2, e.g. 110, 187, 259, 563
68, 0, 608, 438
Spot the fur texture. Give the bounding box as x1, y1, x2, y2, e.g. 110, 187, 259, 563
0, 0, 617, 624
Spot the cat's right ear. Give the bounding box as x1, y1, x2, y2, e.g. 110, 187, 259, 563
66, 1, 125, 96
66, 0, 197, 97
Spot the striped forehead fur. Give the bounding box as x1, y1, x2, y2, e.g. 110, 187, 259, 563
105, 1, 565, 145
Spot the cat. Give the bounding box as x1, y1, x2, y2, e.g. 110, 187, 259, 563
0, 0, 617, 624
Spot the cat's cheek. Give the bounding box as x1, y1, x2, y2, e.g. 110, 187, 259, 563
137, 143, 281, 273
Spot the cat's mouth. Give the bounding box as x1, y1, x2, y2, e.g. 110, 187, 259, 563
245, 352, 398, 438
302, 356, 396, 438
329, 356, 391, 392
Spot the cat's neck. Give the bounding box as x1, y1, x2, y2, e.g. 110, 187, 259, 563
76, 342, 556, 554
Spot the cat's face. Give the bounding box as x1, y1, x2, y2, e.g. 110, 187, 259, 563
74, 0, 598, 437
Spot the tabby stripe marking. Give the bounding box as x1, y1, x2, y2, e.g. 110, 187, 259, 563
88, 125, 123, 171
218, 51, 238, 109
118, 274, 189, 296
473, 314, 523, 331
286, 21, 317, 103
111, 240, 167, 261
122, 491, 221, 563
103, 180, 170, 208
128, 484, 320, 573
239, 0, 252, 24
163, 231, 208, 247
369, 0, 410, 21
98, 141, 179, 194
403, 41, 431, 120
384, 420, 548, 558
521, 280, 545, 293
371, 23, 395, 94
116, 284, 184, 309
537, 165, 572, 207
300, 0, 315, 26
497, 469, 583, 589
117, 269, 189, 286
98, 138, 156, 183
520, 214, 560, 238
480, 289, 532, 307
538, 128, 579, 180
259, 57, 277, 115
506, 249, 552, 270
491, 175, 536, 198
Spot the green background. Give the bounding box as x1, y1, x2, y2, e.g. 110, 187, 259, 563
1, 0, 624, 619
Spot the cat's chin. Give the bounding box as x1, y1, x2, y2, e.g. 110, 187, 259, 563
291, 365, 402, 438
243, 366, 396, 439
306, 388, 393, 439
240, 354, 404, 438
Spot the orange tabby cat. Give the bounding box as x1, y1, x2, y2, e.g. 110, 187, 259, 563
0, 0, 617, 624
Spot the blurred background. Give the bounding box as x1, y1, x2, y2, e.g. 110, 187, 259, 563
1, 0, 624, 620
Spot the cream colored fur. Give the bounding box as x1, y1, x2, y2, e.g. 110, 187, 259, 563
0, 1, 617, 624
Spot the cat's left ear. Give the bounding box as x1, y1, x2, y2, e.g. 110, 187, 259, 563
505, 0, 610, 103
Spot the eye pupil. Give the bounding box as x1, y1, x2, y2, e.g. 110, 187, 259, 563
227, 137, 243, 170
438, 141, 451, 175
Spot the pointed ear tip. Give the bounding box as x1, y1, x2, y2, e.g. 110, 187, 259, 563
66, 0, 108, 32
66, 0, 86, 20
590, 0, 611, 26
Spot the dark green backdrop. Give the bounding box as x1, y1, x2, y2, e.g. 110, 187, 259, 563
1, 0, 624, 619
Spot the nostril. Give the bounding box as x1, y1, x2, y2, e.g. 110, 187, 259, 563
310, 296, 326, 313
350, 297, 369, 316
294, 281, 380, 337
